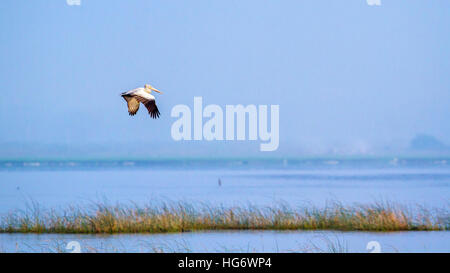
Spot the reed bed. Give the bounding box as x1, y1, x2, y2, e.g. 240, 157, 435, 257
0, 201, 448, 234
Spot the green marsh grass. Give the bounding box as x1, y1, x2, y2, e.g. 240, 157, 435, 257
0, 200, 448, 234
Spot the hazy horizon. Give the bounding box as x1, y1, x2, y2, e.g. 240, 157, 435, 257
0, 134, 448, 159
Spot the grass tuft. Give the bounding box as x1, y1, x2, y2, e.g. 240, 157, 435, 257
0, 201, 448, 234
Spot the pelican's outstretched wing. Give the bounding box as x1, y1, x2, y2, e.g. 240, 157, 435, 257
143, 100, 160, 119
122, 96, 140, 116
132, 93, 160, 119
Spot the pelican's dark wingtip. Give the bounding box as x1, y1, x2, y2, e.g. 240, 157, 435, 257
150, 108, 160, 119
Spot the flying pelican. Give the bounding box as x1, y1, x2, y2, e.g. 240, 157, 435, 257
121, 84, 162, 118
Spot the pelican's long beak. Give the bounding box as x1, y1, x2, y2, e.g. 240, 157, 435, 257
151, 87, 162, 94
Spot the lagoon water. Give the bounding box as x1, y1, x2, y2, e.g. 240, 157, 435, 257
0, 157, 449, 252
1, 231, 449, 253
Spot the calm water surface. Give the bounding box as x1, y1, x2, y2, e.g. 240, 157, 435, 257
0, 158, 448, 252
0, 231, 448, 253
1, 158, 449, 212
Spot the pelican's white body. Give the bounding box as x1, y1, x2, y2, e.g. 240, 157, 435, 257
121, 88, 155, 102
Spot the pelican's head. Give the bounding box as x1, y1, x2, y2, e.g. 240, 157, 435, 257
144, 84, 162, 94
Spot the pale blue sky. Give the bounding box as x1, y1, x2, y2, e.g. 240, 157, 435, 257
0, 0, 449, 157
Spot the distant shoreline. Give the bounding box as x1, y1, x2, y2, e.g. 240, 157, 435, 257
0, 156, 449, 172
1, 154, 450, 162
